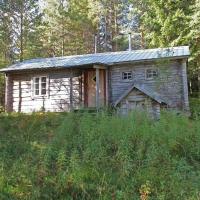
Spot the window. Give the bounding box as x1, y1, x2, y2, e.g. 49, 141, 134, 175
33, 76, 47, 96
122, 72, 132, 80
146, 69, 158, 80
92, 76, 96, 83
41, 77, 47, 95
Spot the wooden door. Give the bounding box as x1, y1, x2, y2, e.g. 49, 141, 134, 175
86, 70, 105, 108
88, 70, 96, 107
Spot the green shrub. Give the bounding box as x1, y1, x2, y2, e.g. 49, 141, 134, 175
190, 97, 200, 119
0, 111, 200, 199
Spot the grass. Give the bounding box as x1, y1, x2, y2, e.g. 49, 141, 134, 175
190, 97, 200, 119
0, 110, 200, 200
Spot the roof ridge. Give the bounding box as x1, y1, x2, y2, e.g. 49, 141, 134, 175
18, 46, 190, 62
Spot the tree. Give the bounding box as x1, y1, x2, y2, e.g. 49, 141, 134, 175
130, 0, 200, 95
0, 0, 15, 66
131, 0, 194, 48
188, 0, 200, 95
12, 0, 41, 61
88, 0, 138, 52
0, 0, 42, 63
43, 0, 96, 57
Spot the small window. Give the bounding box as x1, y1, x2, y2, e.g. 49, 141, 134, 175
92, 76, 96, 83
33, 76, 47, 96
146, 69, 158, 80
122, 72, 132, 80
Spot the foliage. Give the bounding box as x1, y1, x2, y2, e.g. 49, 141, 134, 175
187, 0, 200, 94
190, 97, 200, 119
129, 0, 200, 95
0, 111, 200, 199
42, 0, 96, 56
0, 0, 41, 63
0, 1, 200, 104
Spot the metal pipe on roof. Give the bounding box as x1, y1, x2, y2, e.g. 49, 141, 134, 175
128, 33, 132, 51
94, 34, 97, 54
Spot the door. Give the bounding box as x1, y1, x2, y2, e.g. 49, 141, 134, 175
86, 70, 106, 108
88, 70, 96, 107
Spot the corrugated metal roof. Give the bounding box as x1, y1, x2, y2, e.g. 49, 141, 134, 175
0, 46, 190, 72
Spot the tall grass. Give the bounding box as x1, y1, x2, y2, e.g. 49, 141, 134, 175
0, 111, 200, 199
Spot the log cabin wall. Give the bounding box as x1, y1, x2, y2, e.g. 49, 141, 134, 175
109, 59, 188, 110
5, 74, 13, 112
5, 58, 189, 114
10, 69, 83, 113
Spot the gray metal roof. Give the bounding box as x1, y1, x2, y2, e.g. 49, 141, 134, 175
0, 46, 190, 72
114, 83, 169, 107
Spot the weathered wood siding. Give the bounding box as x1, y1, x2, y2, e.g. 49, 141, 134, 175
6, 58, 189, 114
110, 59, 188, 110
118, 88, 160, 119
11, 69, 82, 113
5, 74, 13, 112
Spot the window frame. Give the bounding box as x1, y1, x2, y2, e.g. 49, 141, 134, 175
122, 71, 133, 81
145, 69, 159, 80
32, 76, 49, 98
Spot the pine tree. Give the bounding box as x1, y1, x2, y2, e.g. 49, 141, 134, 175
89, 0, 136, 52
189, 0, 200, 95
133, 0, 195, 48
0, 0, 42, 62
11, 0, 41, 61
0, 0, 15, 66
43, 0, 96, 56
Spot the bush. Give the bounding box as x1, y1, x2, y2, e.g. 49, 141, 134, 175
0, 111, 200, 199
190, 97, 200, 119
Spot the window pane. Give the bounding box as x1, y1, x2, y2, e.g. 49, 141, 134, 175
34, 78, 40, 95
35, 83, 39, 90
41, 82, 46, 89
128, 73, 132, 79
41, 77, 47, 95
92, 76, 96, 82
41, 88, 46, 95
122, 72, 132, 80
147, 69, 158, 79
35, 89, 39, 95
35, 77, 39, 83
153, 71, 158, 77
41, 77, 46, 83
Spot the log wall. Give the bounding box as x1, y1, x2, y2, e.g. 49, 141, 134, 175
109, 59, 188, 110
10, 69, 82, 113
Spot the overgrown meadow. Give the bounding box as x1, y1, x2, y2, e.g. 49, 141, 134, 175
0, 110, 200, 200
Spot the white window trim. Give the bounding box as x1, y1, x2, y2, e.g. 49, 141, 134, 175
122, 71, 133, 81
145, 69, 159, 80
31, 76, 49, 99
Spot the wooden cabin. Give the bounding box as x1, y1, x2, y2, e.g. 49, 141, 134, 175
0, 46, 190, 118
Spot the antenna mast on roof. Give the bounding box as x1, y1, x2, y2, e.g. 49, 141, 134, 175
128, 33, 132, 51
94, 34, 97, 53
